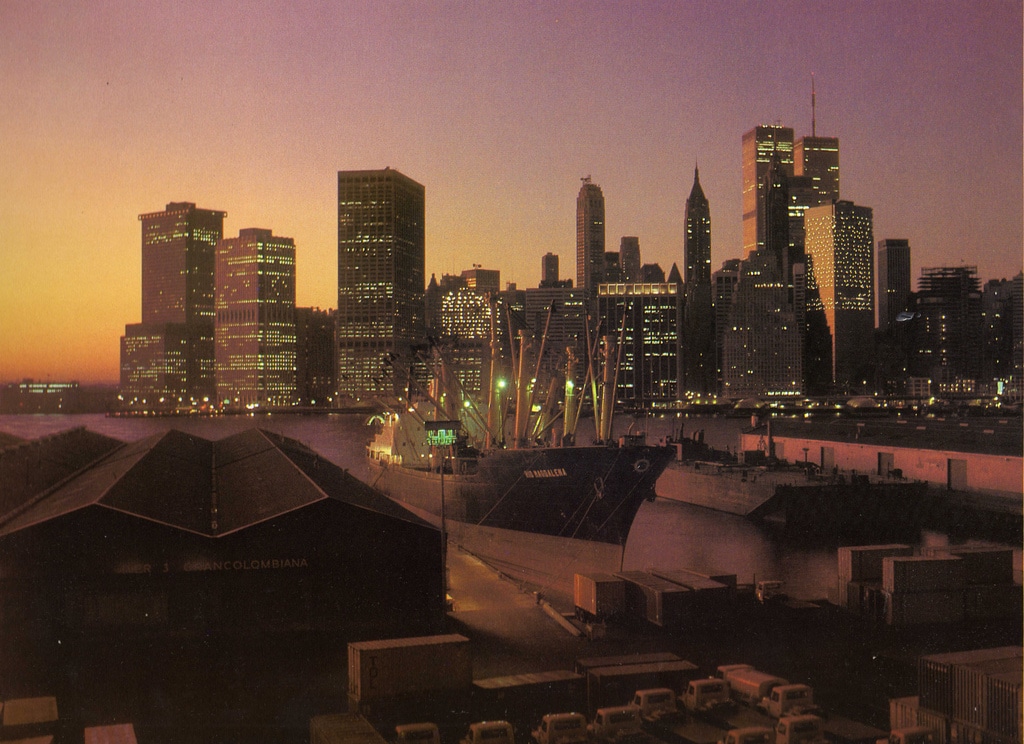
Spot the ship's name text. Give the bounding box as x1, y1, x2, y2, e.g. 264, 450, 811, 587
523, 468, 568, 479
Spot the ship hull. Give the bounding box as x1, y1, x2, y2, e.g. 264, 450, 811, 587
367, 444, 673, 546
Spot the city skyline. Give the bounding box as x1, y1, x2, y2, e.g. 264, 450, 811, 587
2, 2, 1022, 383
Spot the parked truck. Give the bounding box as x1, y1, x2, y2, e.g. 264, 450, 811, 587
722, 668, 789, 707
774, 714, 826, 744
631, 689, 680, 722
396, 723, 440, 744
532, 713, 589, 744
588, 705, 646, 742
878, 728, 934, 744
715, 664, 754, 679
760, 684, 815, 718
461, 721, 514, 744
683, 678, 731, 712
718, 727, 773, 744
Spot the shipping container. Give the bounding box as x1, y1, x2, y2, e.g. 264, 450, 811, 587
472, 671, 585, 726
310, 714, 390, 744
585, 660, 700, 713
838, 545, 913, 584
920, 547, 1015, 585
886, 591, 964, 626
949, 717, 1015, 744
347, 635, 472, 703
963, 584, 1023, 620
986, 671, 1022, 741
889, 696, 949, 744
951, 658, 1022, 736
882, 556, 965, 594
651, 569, 733, 617
84, 723, 137, 744
918, 648, 1022, 721
575, 652, 681, 676
1, 697, 58, 726
573, 573, 626, 619
615, 571, 692, 627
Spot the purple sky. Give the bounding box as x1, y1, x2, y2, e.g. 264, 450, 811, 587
1, 0, 1021, 383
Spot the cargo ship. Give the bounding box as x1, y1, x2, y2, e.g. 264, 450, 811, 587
367, 411, 672, 545
366, 327, 674, 588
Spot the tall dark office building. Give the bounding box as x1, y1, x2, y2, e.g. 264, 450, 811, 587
576, 177, 606, 293
795, 136, 840, 205
682, 165, 716, 396
337, 168, 425, 399
805, 200, 875, 389
295, 307, 337, 406
911, 266, 983, 390
540, 253, 561, 287
120, 202, 226, 410
763, 154, 793, 282
215, 228, 297, 409
742, 125, 794, 256
597, 282, 683, 407
877, 239, 912, 333
619, 237, 641, 282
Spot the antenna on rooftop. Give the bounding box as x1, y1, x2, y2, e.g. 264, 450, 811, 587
811, 73, 817, 137
581, 175, 592, 185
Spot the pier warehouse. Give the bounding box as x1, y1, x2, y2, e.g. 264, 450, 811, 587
741, 418, 1023, 515
0, 428, 445, 721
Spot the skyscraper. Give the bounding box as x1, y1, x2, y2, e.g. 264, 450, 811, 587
720, 251, 803, 398
215, 228, 297, 409
742, 125, 794, 255
337, 168, 425, 398
540, 253, 560, 287
877, 239, 912, 333
295, 307, 337, 407
576, 177, 605, 293
597, 282, 683, 407
911, 266, 983, 390
763, 154, 792, 282
619, 237, 641, 282
682, 165, 716, 396
805, 200, 875, 389
795, 136, 840, 205
120, 202, 226, 410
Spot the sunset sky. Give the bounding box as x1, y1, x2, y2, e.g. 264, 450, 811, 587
1, 1, 1021, 384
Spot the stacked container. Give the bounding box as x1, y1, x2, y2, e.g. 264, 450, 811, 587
891, 647, 1022, 744
921, 546, 1021, 620
882, 555, 965, 626
837, 544, 912, 612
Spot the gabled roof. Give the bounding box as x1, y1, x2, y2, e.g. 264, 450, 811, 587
0, 428, 431, 539
0, 427, 125, 518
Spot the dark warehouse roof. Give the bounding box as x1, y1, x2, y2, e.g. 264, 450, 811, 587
0, 427, 432, 539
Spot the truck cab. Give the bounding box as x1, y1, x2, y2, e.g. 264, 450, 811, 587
631, 688, 679, 722
684, 678, 731, 712
880, 727, 935, 744
761, 684, 815, 718
532, 713, 588, 744
461, 721, 515, 744
397, 723, 441, 744
588, 705, 646, 742
718, 727, 773, 744
775, 714, 825, 744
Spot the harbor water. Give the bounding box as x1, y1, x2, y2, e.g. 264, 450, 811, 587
1, 412, 1018, 602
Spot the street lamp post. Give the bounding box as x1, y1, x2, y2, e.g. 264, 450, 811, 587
425, 420, 459, 611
